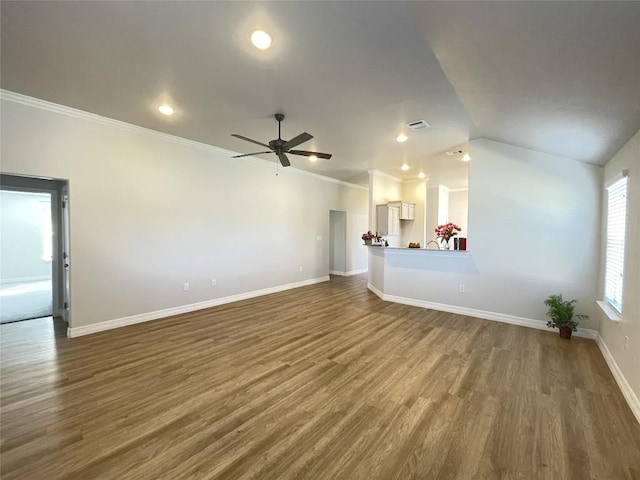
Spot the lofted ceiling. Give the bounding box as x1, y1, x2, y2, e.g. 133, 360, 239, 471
1, 1, 639, 188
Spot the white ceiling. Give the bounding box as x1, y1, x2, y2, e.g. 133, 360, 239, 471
1, 1, 639, 188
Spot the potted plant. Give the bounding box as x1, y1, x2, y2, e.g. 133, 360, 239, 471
544, 294, 588, 339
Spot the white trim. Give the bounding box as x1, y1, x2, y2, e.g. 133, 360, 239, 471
596, 300, 622, 322
448, 187, 469, 193
368, 282, 385, 299
402, 178, 430, 185
346, 268, 368, 276
0, 275, 52, 284
367, 283, 598, 339
381, 247, 470, 257
368, 169, 402, 183
596, 333, 640, 424
604, 169, 628, 189
329, 268, 368, 277
67, 276, 329, 337
0, 90, 366, 192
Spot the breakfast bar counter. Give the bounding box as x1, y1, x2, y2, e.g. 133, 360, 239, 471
367, 246, 474, 307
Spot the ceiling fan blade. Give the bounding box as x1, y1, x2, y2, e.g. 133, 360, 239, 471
232, 151, 273, 158
289, 150, 332, 159
284, 132, 313, 149
278, 153, 291, 167
231, 134, 271, 149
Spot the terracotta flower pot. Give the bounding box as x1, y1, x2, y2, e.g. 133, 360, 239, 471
559, 326, 572, 339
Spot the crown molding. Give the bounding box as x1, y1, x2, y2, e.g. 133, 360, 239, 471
0, 89, 367, 192
368, 169, 402, 183
402, 177, 430, 185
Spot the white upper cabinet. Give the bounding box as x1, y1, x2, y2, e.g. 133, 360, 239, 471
389, 201, 415, 221
376, 204, 400, 236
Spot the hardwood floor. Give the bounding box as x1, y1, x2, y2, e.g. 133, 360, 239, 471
1, 274, 639, 479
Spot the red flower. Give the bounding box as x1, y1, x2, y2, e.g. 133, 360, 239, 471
435, 223, 461, 242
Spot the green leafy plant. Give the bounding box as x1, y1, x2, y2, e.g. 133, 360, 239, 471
544, 294, 588, 332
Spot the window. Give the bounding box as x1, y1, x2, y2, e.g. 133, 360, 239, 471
604, 172, 627, 313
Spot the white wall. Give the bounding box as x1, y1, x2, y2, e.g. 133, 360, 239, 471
448, 189, 469, 238
337, 185, 369, 274
380, 139, 601, 329
0, 93, 368, 329
426, 186, 439, 246
425, 185, 468, 247
400, 180, 427, 247
0, 191, 53, 282
598, 129, 640, 402
369, 170, 402, 247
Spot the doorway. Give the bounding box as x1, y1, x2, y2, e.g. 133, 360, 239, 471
0, 175, 69, 331
329, 210, 347, 276
0, 190, 53, 323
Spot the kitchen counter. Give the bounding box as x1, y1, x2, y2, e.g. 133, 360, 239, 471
367, 246, 474, 306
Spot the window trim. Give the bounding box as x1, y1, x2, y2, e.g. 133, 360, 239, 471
601, 169, 628, 319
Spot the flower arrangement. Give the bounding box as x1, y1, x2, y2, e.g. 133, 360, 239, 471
435, 223, 461, 244
361, 231, 380, 241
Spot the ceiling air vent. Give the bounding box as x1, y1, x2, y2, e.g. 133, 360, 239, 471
405, 119, 430, 130
446, 149, 464, 156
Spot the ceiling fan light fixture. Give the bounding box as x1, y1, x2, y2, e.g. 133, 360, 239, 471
251, 30, 272, 50
462, 153, 471, 162
401, 164, 409, 171
396, 134, 408, 143
158, 104, 174, 116
309, 155, 318, 162
418, 172, 425, 179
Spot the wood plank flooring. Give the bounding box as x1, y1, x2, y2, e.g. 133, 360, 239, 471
1, 274, 639, 479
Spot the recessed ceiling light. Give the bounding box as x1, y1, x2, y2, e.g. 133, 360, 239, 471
396, 134, 408, 143
462, 153, 471, 162
251, 30, 272, 50
401, 164, 409, 171
418, 172, 425, 179
309, 155, 318, 162
158, 104, 174, 116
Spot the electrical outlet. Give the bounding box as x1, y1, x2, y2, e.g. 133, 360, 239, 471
458, 284, 465, 293
299, 266, 303, 272
211, 279, 217, 287
317, 235, 322, 241
183, 283, 190, 291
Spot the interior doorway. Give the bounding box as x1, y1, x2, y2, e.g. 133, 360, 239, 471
0, 175, 69, 332
329, 210, 347, 276
0, 190, 53, 323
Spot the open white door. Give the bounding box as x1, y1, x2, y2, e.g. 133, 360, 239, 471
61, 187, 70, 326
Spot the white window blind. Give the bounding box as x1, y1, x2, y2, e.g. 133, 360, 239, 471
604, 175, 627, 313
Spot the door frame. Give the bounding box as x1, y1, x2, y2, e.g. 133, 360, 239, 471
329, 210, 347, 276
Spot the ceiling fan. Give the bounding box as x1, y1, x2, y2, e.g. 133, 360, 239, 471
231, 113, 332, 167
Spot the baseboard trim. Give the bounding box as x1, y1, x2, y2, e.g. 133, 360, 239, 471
329, 268, 368, 277
346, 268, 368, 276
595, 334, 640, 424
366, 283, 598, 340
68, 276, 330, 338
